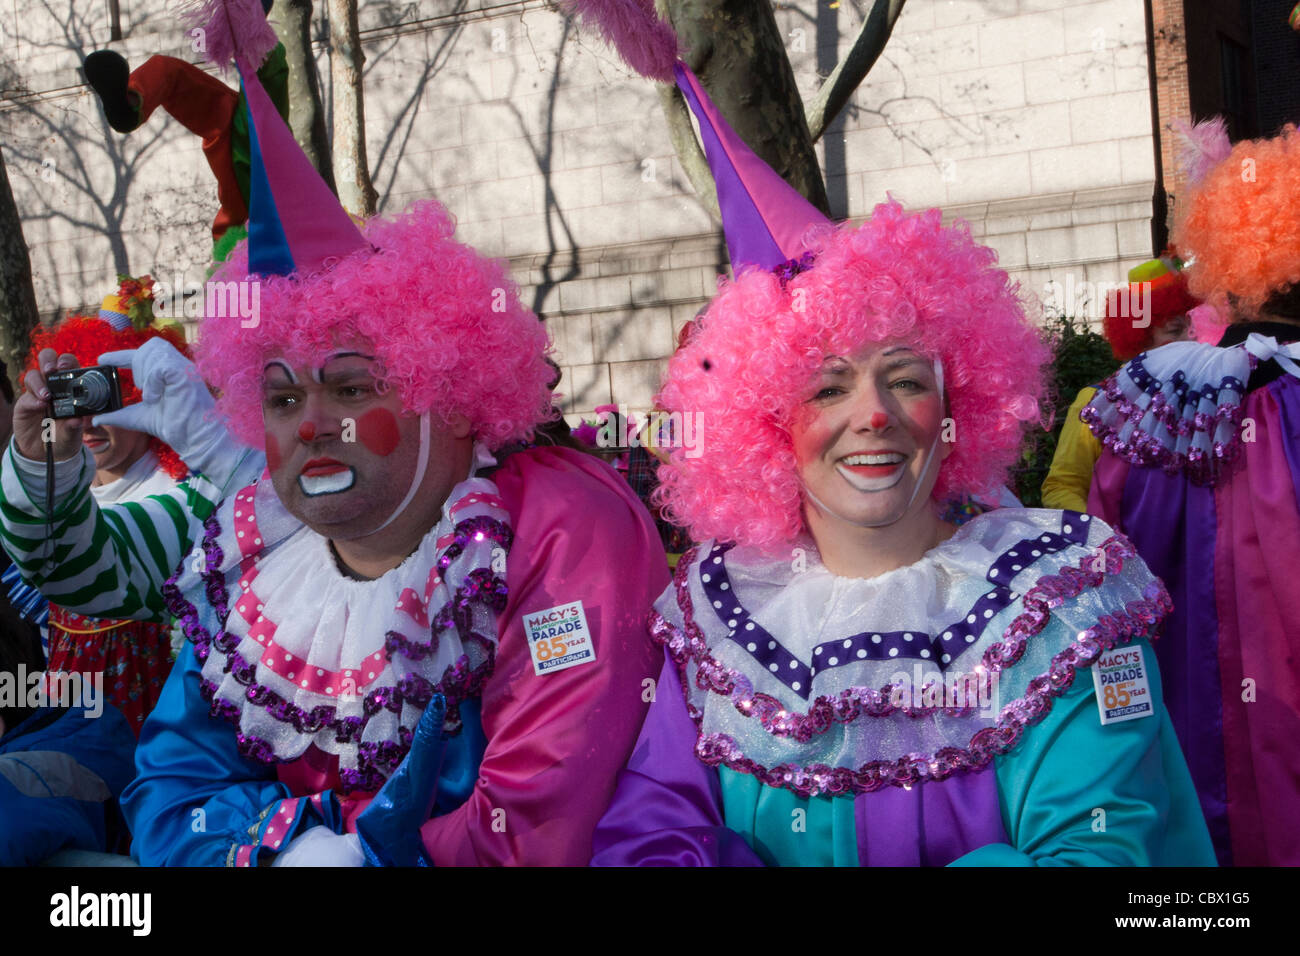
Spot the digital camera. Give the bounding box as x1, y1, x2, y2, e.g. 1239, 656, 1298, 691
46, 366, 124, 419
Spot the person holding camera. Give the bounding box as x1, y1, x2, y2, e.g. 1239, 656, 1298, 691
2, 281, 260, 735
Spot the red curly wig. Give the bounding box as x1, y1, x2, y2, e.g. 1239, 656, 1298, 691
1102, 270, 1202, 361
26, 316, 191, 480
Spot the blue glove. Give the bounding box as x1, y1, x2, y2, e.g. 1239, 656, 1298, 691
355, 694, 447, 867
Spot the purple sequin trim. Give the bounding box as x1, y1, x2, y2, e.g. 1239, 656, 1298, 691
383, 570, 507, 662
773, 251, 817, 288
657, 539, 1172, 797
164, 509, 505, 792
1082, 357, 1249, 486
436, 516, 513, 572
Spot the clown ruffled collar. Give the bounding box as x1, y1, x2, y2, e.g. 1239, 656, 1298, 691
652, 508, 1170, 798
163, 472, 512, 792
1081, 336, 1300, 487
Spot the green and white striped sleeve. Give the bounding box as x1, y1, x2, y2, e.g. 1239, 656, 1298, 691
0, 441, 261, 623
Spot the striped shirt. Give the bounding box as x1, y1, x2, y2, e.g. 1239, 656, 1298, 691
0, 442, 264, 624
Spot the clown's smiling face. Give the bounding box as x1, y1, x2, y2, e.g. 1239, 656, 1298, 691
790, 344, 951, 532
261, 351, 473, 553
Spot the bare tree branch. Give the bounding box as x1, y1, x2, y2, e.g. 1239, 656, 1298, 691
805, 0, 906, 143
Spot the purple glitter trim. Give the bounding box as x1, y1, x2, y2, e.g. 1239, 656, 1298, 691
435, 516, 513, 573
165, 507, 505, 791
773, 251, 817, 288
1082, 357, 1249, 486
658, 538, 1172, 796
688, 584, 1168, 797
384, 570, 508, 662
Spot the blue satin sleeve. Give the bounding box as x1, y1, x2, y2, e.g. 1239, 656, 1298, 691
432, 697, 487, 817
951, 637, 1216, 866
121, 643, 292, 866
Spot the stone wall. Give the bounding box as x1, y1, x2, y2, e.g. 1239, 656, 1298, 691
1, 0, 1159, 420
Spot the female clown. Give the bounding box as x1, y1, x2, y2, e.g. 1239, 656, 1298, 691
591, 200, 1216, 867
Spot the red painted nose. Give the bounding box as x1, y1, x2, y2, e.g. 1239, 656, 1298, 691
869, 412, 888, 430
298, 422, 317, 441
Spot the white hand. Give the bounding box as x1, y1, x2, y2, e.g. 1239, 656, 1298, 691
93, 338, 239, 478
271, 828, 365, 867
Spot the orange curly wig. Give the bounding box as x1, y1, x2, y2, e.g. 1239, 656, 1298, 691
1172, 125, 1300, 317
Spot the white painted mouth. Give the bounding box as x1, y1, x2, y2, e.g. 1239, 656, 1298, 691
298, 467, 357, 497
835, 461, 908, 492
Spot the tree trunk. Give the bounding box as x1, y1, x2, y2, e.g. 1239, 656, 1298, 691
661, 0, 830, 216
274, 0, 337, 192
326, 0, 377, 215
0, 152, 38, 386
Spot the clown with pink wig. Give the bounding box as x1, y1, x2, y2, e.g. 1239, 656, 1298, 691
2, 1, 666, 866
1081, 119, 1300, 866
564, 9, 1214, 863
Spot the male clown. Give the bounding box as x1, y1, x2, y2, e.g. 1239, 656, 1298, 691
2, 7, 667, 864
5, 202, 668, 866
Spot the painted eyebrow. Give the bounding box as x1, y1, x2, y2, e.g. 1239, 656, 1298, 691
312, 352, 376, 384
263, 360, 298, 384
882, 356, 930, 373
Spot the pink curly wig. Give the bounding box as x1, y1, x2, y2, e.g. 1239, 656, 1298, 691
654, 200, 1049, 553
1172, 124, 1300, 315
196, 200, 555, 450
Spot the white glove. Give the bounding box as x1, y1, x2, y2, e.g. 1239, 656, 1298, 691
270, 827, 365, 867
94, 338, 243, 482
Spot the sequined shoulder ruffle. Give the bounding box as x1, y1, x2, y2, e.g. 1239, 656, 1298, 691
652, 509, 1171, 798
162, 476, 512, 792
1080, 340, 1251, 487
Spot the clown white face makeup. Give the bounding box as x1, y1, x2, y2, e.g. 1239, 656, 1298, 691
85, 424, 153, 486
791, 345, 951, 533
261, 351, 473, 569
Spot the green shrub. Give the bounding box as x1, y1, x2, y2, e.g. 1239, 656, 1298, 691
1010, 313, 1119, 507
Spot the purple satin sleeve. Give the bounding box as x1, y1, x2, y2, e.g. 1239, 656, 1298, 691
856, 766, 1007, 866
591, 655, 765, 866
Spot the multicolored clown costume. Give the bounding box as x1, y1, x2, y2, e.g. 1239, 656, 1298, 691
8, 280, 192, 734
3, 1, 667, 865
593, 211, 1214, 866
1082, 120, 1300, 866
557, 3, 1214, 866
1041, 256, 1202, 512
